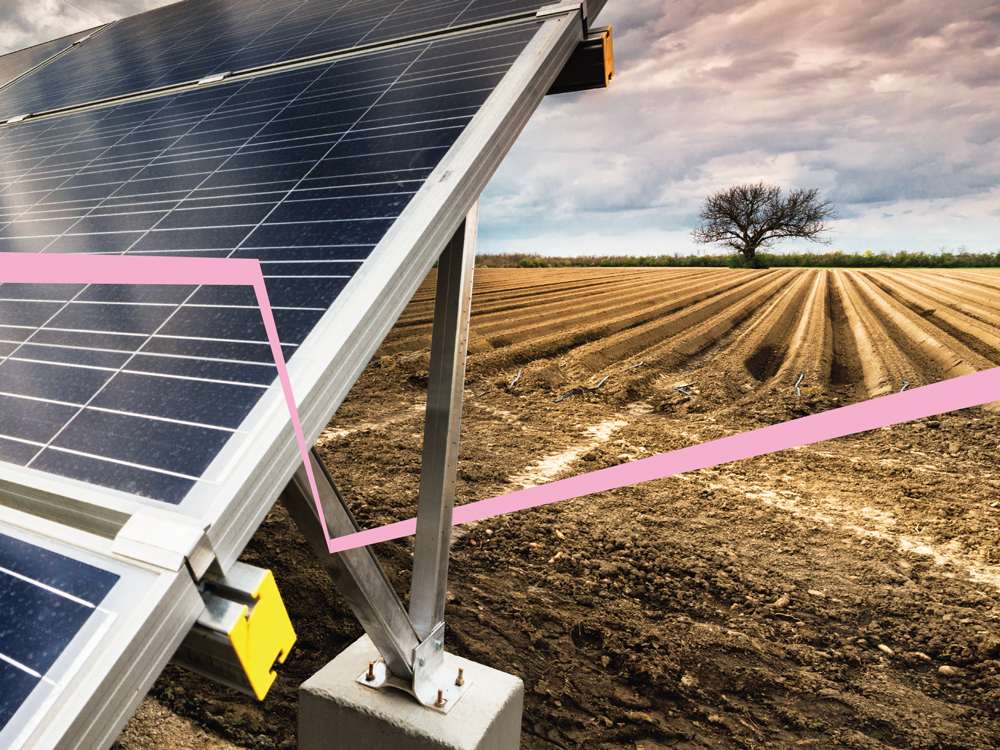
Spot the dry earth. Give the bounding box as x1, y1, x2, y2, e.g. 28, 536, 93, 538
119, 268, 1000, 750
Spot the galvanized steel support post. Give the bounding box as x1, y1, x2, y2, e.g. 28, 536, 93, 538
284, 204, 478, 712
409, 202, 478, 641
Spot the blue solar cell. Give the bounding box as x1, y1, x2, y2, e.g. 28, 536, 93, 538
0, 437, 39, 466
0, 360, 113, 404
140, 336, 295, 365
0, 0, 546, 121
31, 451, 195, 504
0, 300, 63, 327
0, 572, 95, 673
0, 532, 119, 731
0, 534, 118, 600
29, 329, 146, 353
90, 372, 265, 430
0, 22, 541, 502
46, 303, 176, 336
0, 395, 79, 445
124, 353, 277, 386
77, 285, 198, 304
48, 409, 231, 479
0, 660, 38, 728
13, 343, 131, 370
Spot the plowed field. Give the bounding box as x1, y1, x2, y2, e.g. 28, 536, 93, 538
139, 268, 1000, 750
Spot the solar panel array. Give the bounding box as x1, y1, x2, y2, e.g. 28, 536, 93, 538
0, 0, 546, 121
0, 22, 540, 504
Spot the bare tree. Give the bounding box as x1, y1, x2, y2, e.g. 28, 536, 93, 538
692, 182, 836, 266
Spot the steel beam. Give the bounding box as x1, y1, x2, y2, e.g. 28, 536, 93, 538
409, 202, 479, 640
280, 449, 419, 679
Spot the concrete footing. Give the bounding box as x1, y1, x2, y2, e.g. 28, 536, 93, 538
299, 635, 524, 750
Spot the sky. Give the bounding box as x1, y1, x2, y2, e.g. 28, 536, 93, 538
2, 0, 998, 257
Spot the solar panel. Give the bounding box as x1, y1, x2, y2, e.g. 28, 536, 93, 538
0, 1, 598, 745
0, 531, 117, 726
0, 0, 550, 121
0, 27, 100, 90
0, 519, 201, 750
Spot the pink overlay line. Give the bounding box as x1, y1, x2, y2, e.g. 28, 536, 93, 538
0, 253, 328, 541
327, 366, 1000, 553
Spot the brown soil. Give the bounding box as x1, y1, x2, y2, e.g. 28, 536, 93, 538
115, 698, 241, 750
133, 268, 1000, 750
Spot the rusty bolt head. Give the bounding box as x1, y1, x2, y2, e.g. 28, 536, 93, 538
434, 689, 447, 709
365, 662, 376, 682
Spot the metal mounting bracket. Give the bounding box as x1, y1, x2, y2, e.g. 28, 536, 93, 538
172, 562, 297, 700
356, 623, 473, 713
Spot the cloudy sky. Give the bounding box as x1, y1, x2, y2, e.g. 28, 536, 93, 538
3, 0, 998, 257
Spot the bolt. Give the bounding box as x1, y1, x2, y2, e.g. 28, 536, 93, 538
455, 668, 465, 687
434, 640, 443, 650
434, 689, 447, 709
365, 662, 375, 682
418, 657, 426, 667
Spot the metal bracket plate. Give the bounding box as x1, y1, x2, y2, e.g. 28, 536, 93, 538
357, 625, 473, 713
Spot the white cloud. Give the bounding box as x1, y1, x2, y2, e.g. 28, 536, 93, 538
479, 0, 1000, 255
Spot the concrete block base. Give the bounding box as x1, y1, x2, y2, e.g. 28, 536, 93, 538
299, 635, 524, 750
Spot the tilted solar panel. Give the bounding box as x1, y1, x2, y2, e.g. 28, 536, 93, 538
0, 0, 551, 121
0, 27, 100, 90
0, 1, 597, 745
0, 21, 541, 509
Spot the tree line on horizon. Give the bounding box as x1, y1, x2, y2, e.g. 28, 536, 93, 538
481, 183, 994, 270
478, 249, 1000, 269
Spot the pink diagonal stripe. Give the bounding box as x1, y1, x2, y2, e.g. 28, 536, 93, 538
0, 253, 327, 539
326, 366, 1000, 553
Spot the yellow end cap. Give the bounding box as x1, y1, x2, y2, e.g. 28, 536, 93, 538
226, 569, 297, 700
603, 27, 615, 86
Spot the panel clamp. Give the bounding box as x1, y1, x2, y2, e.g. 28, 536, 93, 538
111, 506, 216, 577
198, 71, 232, 85
5, 114, 30, 125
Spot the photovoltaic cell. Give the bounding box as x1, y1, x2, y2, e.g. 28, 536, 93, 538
0, 22, 541, 503
0, 27, 99, 90
0, 531, 119, 731
0, 0, 547, 121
